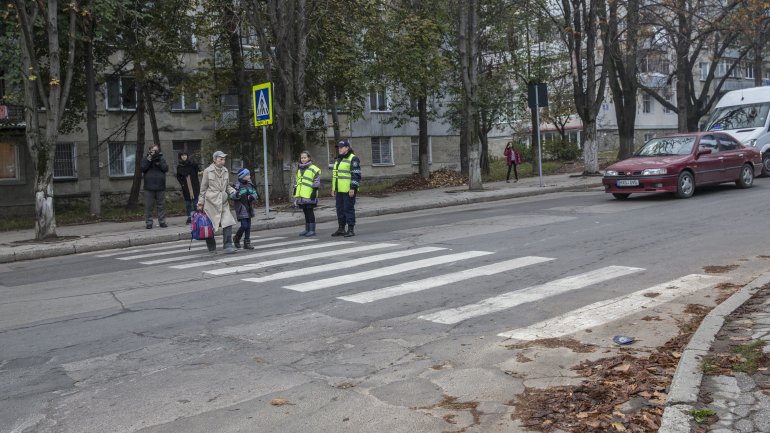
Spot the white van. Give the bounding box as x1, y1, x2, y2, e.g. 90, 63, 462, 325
705, 86, 770, 176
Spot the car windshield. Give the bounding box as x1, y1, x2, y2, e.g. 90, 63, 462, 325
635, 136, 696, 156
706, 102, 770, 131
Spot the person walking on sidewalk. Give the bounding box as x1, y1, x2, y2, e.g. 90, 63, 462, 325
141, 144, 169, 229
503, 142, 520, 183
294, 150, 321, 237
231, 168, 258, 249
198, 150, 237, 254
176, 152, 200, 224
331, 140, 361, 238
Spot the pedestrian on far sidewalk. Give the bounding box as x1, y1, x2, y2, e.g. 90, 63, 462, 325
294, 150, 321, 237
198, 150, 237, 254
331, 140, 361, 238
141, 144, 169, 229
231, 168, 258, 249
504, 142, 520, 183
176, 152, 200, 224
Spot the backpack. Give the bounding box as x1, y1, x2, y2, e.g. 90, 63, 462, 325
191, 211, 214, 240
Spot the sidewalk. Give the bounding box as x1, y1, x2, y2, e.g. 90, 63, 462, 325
2, 171, 768, 432
0, 172, 600, 263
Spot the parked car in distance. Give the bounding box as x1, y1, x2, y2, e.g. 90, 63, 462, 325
602, 132, 762, 200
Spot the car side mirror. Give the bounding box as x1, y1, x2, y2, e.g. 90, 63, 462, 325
698, 147, 712, 156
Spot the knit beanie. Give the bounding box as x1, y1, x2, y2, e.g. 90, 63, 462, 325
238, 168, 250, 179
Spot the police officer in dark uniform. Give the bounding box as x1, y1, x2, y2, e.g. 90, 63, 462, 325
331, 140, 361, 237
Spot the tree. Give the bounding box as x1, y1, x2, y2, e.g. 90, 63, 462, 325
250, 0, 317, 200
10, 0, 78, 240
458, 0, 482, 189
366, 0, 451, 179
600, 0, 640, 160
550, 0, 608, 174
640, 0, 748, 131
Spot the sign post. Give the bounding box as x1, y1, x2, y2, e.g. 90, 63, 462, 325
252, 82, 273, 219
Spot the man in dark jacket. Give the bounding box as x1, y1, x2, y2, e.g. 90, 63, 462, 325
176, 152, 200, 224
331, 140, 361, 237
141, 144, 169, 229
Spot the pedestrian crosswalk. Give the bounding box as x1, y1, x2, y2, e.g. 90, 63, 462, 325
94, 236, 723, 340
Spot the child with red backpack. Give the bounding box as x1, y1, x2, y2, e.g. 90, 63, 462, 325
230, 168, 259, 249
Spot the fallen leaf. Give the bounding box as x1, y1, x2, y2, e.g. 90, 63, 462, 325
611, 421, 627, 431
729, 336, 751, 341
270, 398, 292, 406
576, 412, 590, 419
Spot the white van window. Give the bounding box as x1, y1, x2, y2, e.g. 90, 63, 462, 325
706, 102, 770, 131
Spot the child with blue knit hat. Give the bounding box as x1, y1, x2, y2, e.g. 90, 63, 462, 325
230, 168, 259, 249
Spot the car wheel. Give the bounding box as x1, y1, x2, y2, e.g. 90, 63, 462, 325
736, 163, 754, 188
675, 171, 694, 199
612, 193, 630, 200
763, 153, 770, 177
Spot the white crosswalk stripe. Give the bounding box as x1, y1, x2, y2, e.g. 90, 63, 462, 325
240, 246, 446, 281
138, 237, 287, 264
338, 256, 555, 304
207, 243, 404, 276
117, 237, 286, 260
95, 241, 191, 257
169, 240, 353, 270
283, 250, 494, 292
418, 265, 644, 324
498, 274, 724, 340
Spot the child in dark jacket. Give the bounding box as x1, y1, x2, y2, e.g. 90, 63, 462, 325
231, 168, 259, 249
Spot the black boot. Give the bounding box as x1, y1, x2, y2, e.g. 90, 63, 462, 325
298, 224, 309, 236
304, 223, 316, 237
331, 225, 346, 237
233, 232, 242, 249
343, 225, 355, 237
243, 239, 255, 250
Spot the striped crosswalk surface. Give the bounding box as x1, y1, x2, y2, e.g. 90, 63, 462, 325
98, 237, 722, 339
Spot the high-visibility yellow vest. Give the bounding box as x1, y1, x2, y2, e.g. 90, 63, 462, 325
332, 153, 355, 193
294, 164, 320, 198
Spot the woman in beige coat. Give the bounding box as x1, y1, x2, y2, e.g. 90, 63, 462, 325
197, 150, 237, 254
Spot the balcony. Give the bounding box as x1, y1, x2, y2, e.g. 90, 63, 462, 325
0, 104, 25, 128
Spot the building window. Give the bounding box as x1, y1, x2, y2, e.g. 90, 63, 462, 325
53, 142, 77, 179
108, 142, 137, 177
642, 93, 653, 114
411, 136, 432, 165
371, 137, 393, 165
369, 90, 389, 112
743, 62, 754, 80
699, 62, 708, 81
0, 141, 19, 180
105, 76, 137, 111
170, 90, 199, 112
171, 140, 202, 164
663, 94, 672, 113
644, 133, 655, 142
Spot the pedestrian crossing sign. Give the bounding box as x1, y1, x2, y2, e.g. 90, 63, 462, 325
252, 82, 273, 126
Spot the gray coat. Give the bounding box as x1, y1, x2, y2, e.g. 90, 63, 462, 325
198, 163, 236, 230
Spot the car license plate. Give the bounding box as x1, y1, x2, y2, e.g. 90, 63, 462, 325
616, 179, 639, 187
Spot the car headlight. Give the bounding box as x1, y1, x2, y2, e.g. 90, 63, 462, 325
641, 168, 667, 175
605, 170, 619, 176
747, 139, 758, 147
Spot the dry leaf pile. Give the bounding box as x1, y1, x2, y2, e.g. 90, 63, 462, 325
388, 169, 468, 192
513, 322, 701, 432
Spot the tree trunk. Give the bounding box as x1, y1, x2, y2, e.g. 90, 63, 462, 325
127, 83, 146, 208
418, 95, 429, 179
85, 31, 101, 217
583, 121, 599, 174
144, 86, 160, 147
459, 0, 482, 190
478, 110, 489, 176
330, 91, 341, 143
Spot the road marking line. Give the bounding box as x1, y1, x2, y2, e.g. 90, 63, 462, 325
169, 240, 351, 269
208, 243, 404, 276
136, 237, 286, 264
339, 256, 555, 303
283, 251, 494, 292
240, 246, 445, 281
95, 241, 190, 257
116, 246, 210, 260
418, 265, 644, 324
497, 273, 724, 340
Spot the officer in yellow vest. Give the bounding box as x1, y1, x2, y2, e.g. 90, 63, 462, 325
294, 150, 321, 237
331, 140, 361, 237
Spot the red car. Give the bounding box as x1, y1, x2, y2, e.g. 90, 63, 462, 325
602, 132, 762, 199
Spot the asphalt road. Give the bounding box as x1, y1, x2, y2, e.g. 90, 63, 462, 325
2, 183, 770, 433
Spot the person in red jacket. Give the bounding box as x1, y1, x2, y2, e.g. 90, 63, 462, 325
504, 142, 520, 183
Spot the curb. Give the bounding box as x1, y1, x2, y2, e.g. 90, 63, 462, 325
658, 272, 770, 433
0, 181, 600, 263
